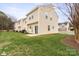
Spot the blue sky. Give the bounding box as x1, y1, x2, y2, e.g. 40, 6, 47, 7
0, 3, 39, 19
0, 3, 68, 22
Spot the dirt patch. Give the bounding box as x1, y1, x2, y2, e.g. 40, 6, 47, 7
62, 36, 79, 50
0, 42, 11, 48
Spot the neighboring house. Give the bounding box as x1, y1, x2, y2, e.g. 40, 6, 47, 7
58, 22, 74, 32
14, 4, 59, 35
14, 18, 26, 32
14, 20, 21, 32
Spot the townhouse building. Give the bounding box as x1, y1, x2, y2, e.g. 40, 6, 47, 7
14, 4, 59, 35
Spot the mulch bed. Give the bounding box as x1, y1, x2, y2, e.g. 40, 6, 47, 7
62, 36, 79, 50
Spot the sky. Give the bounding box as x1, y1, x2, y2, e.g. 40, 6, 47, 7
0, 3, 39, 19
0, 3, 68, 22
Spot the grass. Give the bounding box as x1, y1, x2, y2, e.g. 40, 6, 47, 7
0, 32, 79, 56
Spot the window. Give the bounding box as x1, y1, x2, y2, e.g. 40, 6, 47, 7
29, 17, 31, 20
48, 25, 50, 31
52, 26, 54, 29
45, 15, 48, 19
29, 15, 34, 20
45, 13, 48, 19
18, 26, 21, 29
30, 26, 31, 29
50, 17, 52, 20
32, 15, 34, 19
25, 21, 27, 24
18, 21, 20, 24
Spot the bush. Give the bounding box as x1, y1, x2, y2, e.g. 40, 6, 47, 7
15, 31, 18, 32
21, 30, 29, 34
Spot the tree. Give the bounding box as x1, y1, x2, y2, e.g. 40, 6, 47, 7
0, 11, 8, 30
56, 3, 79, 42
0, 11, 15, 31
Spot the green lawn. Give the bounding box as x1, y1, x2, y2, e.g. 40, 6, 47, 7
0, 32, 79, 56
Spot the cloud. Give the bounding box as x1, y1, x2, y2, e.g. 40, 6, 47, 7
0, 6, 28, 20
0, 3, 47, 20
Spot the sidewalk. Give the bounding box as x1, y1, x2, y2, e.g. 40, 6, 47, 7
26, 34, 40, 36
59, 31, 74, 35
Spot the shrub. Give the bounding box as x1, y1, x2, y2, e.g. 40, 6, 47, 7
21, 30, 29, 34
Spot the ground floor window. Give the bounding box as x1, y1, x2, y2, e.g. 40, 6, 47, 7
35, 26, 38, 34
48, 25, 50, 31
52, 26, 54, 29
18, 26, 21, 29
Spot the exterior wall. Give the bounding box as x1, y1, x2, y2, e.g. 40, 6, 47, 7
14, 22, 19, 31
19, 20, 24, 31
24, 8, 39, 34
27, 22, 38, 34
22, 19, 27, 31
26, 8, 39, 24
38, 5, 58, 34
14, 21, 21, 32
65, 23, 70, 31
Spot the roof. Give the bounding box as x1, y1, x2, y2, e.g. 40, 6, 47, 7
26, 7, 38, 16
58, 22, 69, 25
26, 4, 53, 16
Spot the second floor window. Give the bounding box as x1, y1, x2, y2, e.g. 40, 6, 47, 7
52, 26, 54, 29
50, 17, 52, 20
45, 15, 48, 19
25, 21, 27, 24
29, 17, 31, 20
45, 13, 48, 19
32, 15, 34, 19
29, 15, 34, 20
